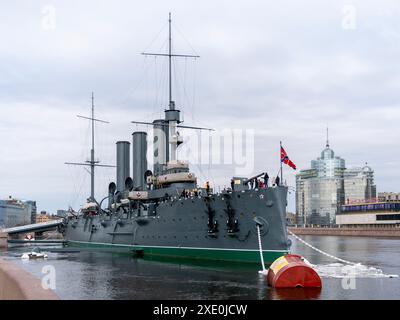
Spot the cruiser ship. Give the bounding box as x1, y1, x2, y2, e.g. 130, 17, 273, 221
60, 14, 290, 264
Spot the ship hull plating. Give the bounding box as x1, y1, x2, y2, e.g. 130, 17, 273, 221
64, 187, 289, 264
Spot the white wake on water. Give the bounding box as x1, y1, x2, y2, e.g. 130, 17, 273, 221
288, 232, 398, 279
302, 258, 398, 279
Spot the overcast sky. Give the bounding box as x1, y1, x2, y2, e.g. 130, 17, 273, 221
1, 0, 400, 214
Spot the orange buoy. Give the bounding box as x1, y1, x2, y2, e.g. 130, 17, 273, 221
267, 254, 322, 288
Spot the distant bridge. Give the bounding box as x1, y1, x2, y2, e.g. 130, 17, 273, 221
1, 219, 64, 236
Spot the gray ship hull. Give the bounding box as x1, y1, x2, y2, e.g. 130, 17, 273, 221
63, 187, 290, 264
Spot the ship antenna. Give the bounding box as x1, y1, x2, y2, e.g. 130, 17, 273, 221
66, 92, 115, 202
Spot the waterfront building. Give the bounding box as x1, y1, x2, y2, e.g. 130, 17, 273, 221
286, 212, 296, 226
296, 137, 376, 225
26, 200, 37, 224
344, 165, 376, 203
36, 211, 58, 223
337, 201, 400, 227
296, 138, 345, 225
0, 197, 32, 228
36, 211, 50, 223
378, 192, 400, 202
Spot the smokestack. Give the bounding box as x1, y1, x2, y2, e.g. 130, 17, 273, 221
132, 131, 148, 189
116, 141, 130, 192
153, 120, 167, 176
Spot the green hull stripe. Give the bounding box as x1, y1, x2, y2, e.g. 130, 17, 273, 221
68, 240, 288, 264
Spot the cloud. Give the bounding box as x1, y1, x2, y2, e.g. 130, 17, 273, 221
1, 0, 400, 213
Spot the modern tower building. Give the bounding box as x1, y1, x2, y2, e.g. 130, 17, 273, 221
296, 134, 376, 225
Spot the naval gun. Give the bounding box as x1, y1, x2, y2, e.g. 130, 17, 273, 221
242, 172, 266, 185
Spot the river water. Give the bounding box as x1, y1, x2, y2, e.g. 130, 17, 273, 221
1, 235, 399, 300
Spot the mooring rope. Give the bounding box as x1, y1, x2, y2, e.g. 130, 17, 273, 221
256, 225, 267, 274
288, 229, 358, 265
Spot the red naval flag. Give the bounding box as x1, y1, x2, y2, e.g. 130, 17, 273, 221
281, 146, 296, 170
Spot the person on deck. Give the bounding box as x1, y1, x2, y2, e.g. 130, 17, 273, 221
205, 181, 210, 194
264, 172, 269, 187
230, 179, 235, 192
275, 176, 280, 186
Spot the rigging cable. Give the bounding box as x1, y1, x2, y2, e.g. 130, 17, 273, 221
288, 229, 358, 265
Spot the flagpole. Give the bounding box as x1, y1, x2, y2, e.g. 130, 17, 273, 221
280, 141, 283, 185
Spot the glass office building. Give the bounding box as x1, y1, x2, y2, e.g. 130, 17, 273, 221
296, 140, 375, 225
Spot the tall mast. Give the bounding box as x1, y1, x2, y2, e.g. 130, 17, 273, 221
141, 13, 199, 110
140, 13, 200, 166
66, 93, 114, 203
90, 92, 95, 200
168, 12, 173, 110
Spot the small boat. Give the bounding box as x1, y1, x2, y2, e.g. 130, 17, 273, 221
21, 247, 48, 260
